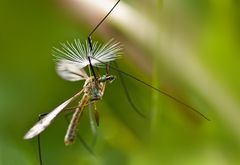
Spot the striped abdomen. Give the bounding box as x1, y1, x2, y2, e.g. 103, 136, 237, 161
64, 94, 89, 145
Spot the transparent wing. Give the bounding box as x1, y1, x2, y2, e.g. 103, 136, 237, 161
56, 59, 88, 81
24, 89, 84, 139
53, 39, 122, 73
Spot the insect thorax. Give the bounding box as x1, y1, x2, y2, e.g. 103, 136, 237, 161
83, 75, 115, 101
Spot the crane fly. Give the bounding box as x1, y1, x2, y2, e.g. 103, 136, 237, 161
24, 39, 121, 145
24, 0, 209, 164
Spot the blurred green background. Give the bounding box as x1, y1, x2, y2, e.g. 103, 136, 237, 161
0, 0, 240, 165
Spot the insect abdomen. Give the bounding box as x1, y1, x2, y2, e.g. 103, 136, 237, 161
64, 94, 89, 145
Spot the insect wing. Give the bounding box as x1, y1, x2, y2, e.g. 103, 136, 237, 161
24, 89, 84, 139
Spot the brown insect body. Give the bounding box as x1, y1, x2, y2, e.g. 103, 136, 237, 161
64, 75, 115, 145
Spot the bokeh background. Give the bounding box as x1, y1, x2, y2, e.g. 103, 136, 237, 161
0, 0, 240, 164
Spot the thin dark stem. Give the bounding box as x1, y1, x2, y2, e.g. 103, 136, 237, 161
90, 56, 210, 121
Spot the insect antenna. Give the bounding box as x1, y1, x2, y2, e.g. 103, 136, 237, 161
90, 56, 210, 121
86, 0, 121, 79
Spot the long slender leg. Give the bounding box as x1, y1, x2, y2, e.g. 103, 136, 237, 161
89, 57, 210, 120
87, 37, 97, 79
114, 62, 146, 118
37, 112, 49, 165
36, 105, 91, 165
87, 0, 121, 38
86, 0, 121, 79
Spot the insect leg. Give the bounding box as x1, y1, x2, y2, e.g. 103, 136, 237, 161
36, 104, 86, 165
87, 37, 97, 79
114, 62, 146, 118
87, 0, 121, 38
86, 0, 121, 79
91, 57, 210, 121
37, 112, 49, 165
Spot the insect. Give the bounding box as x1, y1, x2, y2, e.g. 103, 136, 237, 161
24, 0, 122, 143
24, 0, 209, 164
24, 39, 121, 145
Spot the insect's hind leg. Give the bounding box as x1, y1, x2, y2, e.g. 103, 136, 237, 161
114, 62, 147, 119
37, 112, 49, 165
